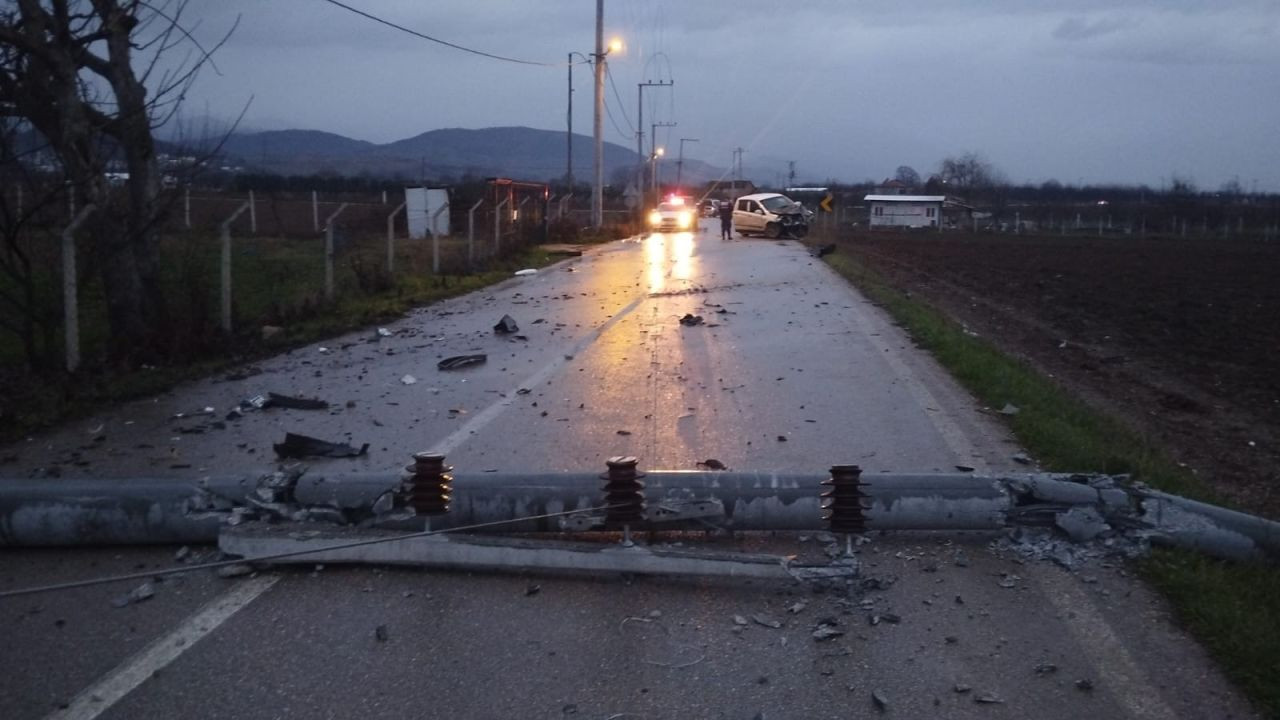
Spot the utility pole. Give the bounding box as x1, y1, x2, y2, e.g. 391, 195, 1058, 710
676, 137, 699, 188
591, 0, 605, 228
788, 161, 796, 188
567, 52, 574, 191
651, 121, 676, 197
636, 79, 674, 211
733, 148, 745, 183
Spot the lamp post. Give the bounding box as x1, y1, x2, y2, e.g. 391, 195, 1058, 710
650, 146, 665, 199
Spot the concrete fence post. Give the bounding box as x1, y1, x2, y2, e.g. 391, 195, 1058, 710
184, 186, 191, 229
559, 193, 573, 220
61, 204, 95, 373
312, 190, 319, 233
248, 190, 257, 235
219, 201, 252, 334
431, 203, 449, 274
324, 203, 350, 301
386, 201, 407, 274
468, 198, 484, 269
517, 196, 530, 246
494, 197, 509, 255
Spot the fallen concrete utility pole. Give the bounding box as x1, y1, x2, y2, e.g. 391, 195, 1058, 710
1, 465, 1276, 563
218, 524, 853, 582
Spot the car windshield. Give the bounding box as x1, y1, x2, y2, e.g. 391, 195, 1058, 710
760, 196, 794, 211
657, 203, 681, 212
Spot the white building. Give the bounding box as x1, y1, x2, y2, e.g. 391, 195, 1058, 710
864, 194, 945, 228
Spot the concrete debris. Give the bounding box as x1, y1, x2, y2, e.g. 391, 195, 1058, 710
437, 354, 487, 371
1011, 452, 1033, 465
514, 268, 538, 276
997, 574, 1020, 589
871, 690, 889, 712
786, 600, 807, 614
524, 583, 541, 596
954, 684, 972, 694
1034, 662, 1058, 675
174, 546, 191, 562
696, 459, 727, 471
811, 624, 844, 641
273, 432, 369, 459
216, 563, 253, 578
953, 550, 970, 567
377, 327, 392, 337
733, 614, 749, 626
493, 315, 519, 334
113, 581, 156, 607
678, 313, 704, 327
752, 614, 782, 629
1075, 679, 1094, 691
1055, 506, 1110, 542
371, 491, 395, 516
993, 527, 1148, 571
999, 403, 1020, 416
400, 375, 417, 385
974, 693, 1004, 704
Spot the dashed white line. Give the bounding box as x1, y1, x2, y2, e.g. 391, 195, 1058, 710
45, 575, 278, 720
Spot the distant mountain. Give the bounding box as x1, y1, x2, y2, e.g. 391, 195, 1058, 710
210, 125, 724, 186
218, 129, 377, 160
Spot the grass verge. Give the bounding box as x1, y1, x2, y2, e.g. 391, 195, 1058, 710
824, 250, 1280, 717
0, 246, 563, 444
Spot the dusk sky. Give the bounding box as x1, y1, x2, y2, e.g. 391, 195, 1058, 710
178, 1, 1280, 191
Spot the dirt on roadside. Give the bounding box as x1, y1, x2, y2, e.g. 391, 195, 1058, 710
833, 230, 1280, 518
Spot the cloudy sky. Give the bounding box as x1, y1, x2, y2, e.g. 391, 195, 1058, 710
178, 1, 1280, 191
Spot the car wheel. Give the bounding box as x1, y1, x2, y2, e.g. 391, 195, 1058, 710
764, 222, 781, 239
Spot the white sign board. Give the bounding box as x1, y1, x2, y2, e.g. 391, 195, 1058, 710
405, 187, 450, 238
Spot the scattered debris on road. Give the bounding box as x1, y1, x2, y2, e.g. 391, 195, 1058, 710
400, 374, 418, 385
514, 268, 538, 276
265, 392, 329, 411
696, 459, 727, 470
999, 403, 1021, 416
273, 432, 369, 459
678, 313, 704, 326
493, 314, 519, 334
438, 354, 487, 371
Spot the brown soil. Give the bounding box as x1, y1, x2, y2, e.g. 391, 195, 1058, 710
834, 230, 1280, 518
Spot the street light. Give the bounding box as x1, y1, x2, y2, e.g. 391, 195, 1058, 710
650, 147, 665, 198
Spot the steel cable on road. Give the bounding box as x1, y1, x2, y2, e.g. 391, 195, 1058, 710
0, 503, 624, 600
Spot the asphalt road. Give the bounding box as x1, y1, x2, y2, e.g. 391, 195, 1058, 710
0, 220, 1259, 719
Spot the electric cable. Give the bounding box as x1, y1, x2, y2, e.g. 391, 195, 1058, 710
318, 0, 554, 67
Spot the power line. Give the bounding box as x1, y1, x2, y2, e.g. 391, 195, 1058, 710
605, 64, 634, 133
602, 94, 632, 145
318, 0, 553, 67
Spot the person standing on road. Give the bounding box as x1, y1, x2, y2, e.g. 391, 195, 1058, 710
718, 200, 733, 240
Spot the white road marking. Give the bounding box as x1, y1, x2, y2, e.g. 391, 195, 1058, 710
1038, 571, 1179, 719
45, 575, 278, 720
429, 294, 647, 455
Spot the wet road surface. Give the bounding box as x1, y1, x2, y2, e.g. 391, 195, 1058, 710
0, 221, 1258, 719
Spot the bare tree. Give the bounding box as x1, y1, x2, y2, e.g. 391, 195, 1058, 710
938, 152, 1001, 196
0, 0, 234, 366
893, 165, 920, 188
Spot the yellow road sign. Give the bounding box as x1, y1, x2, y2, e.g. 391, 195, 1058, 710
819, 193, 834, 212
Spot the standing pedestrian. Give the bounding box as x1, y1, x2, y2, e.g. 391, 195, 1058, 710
718, 199, 733, 240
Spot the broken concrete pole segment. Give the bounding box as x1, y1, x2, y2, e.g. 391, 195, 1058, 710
2, 471, 1278, 564
273, 433, 369, 459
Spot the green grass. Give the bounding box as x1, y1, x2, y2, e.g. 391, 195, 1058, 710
824, 250, 1280, 718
